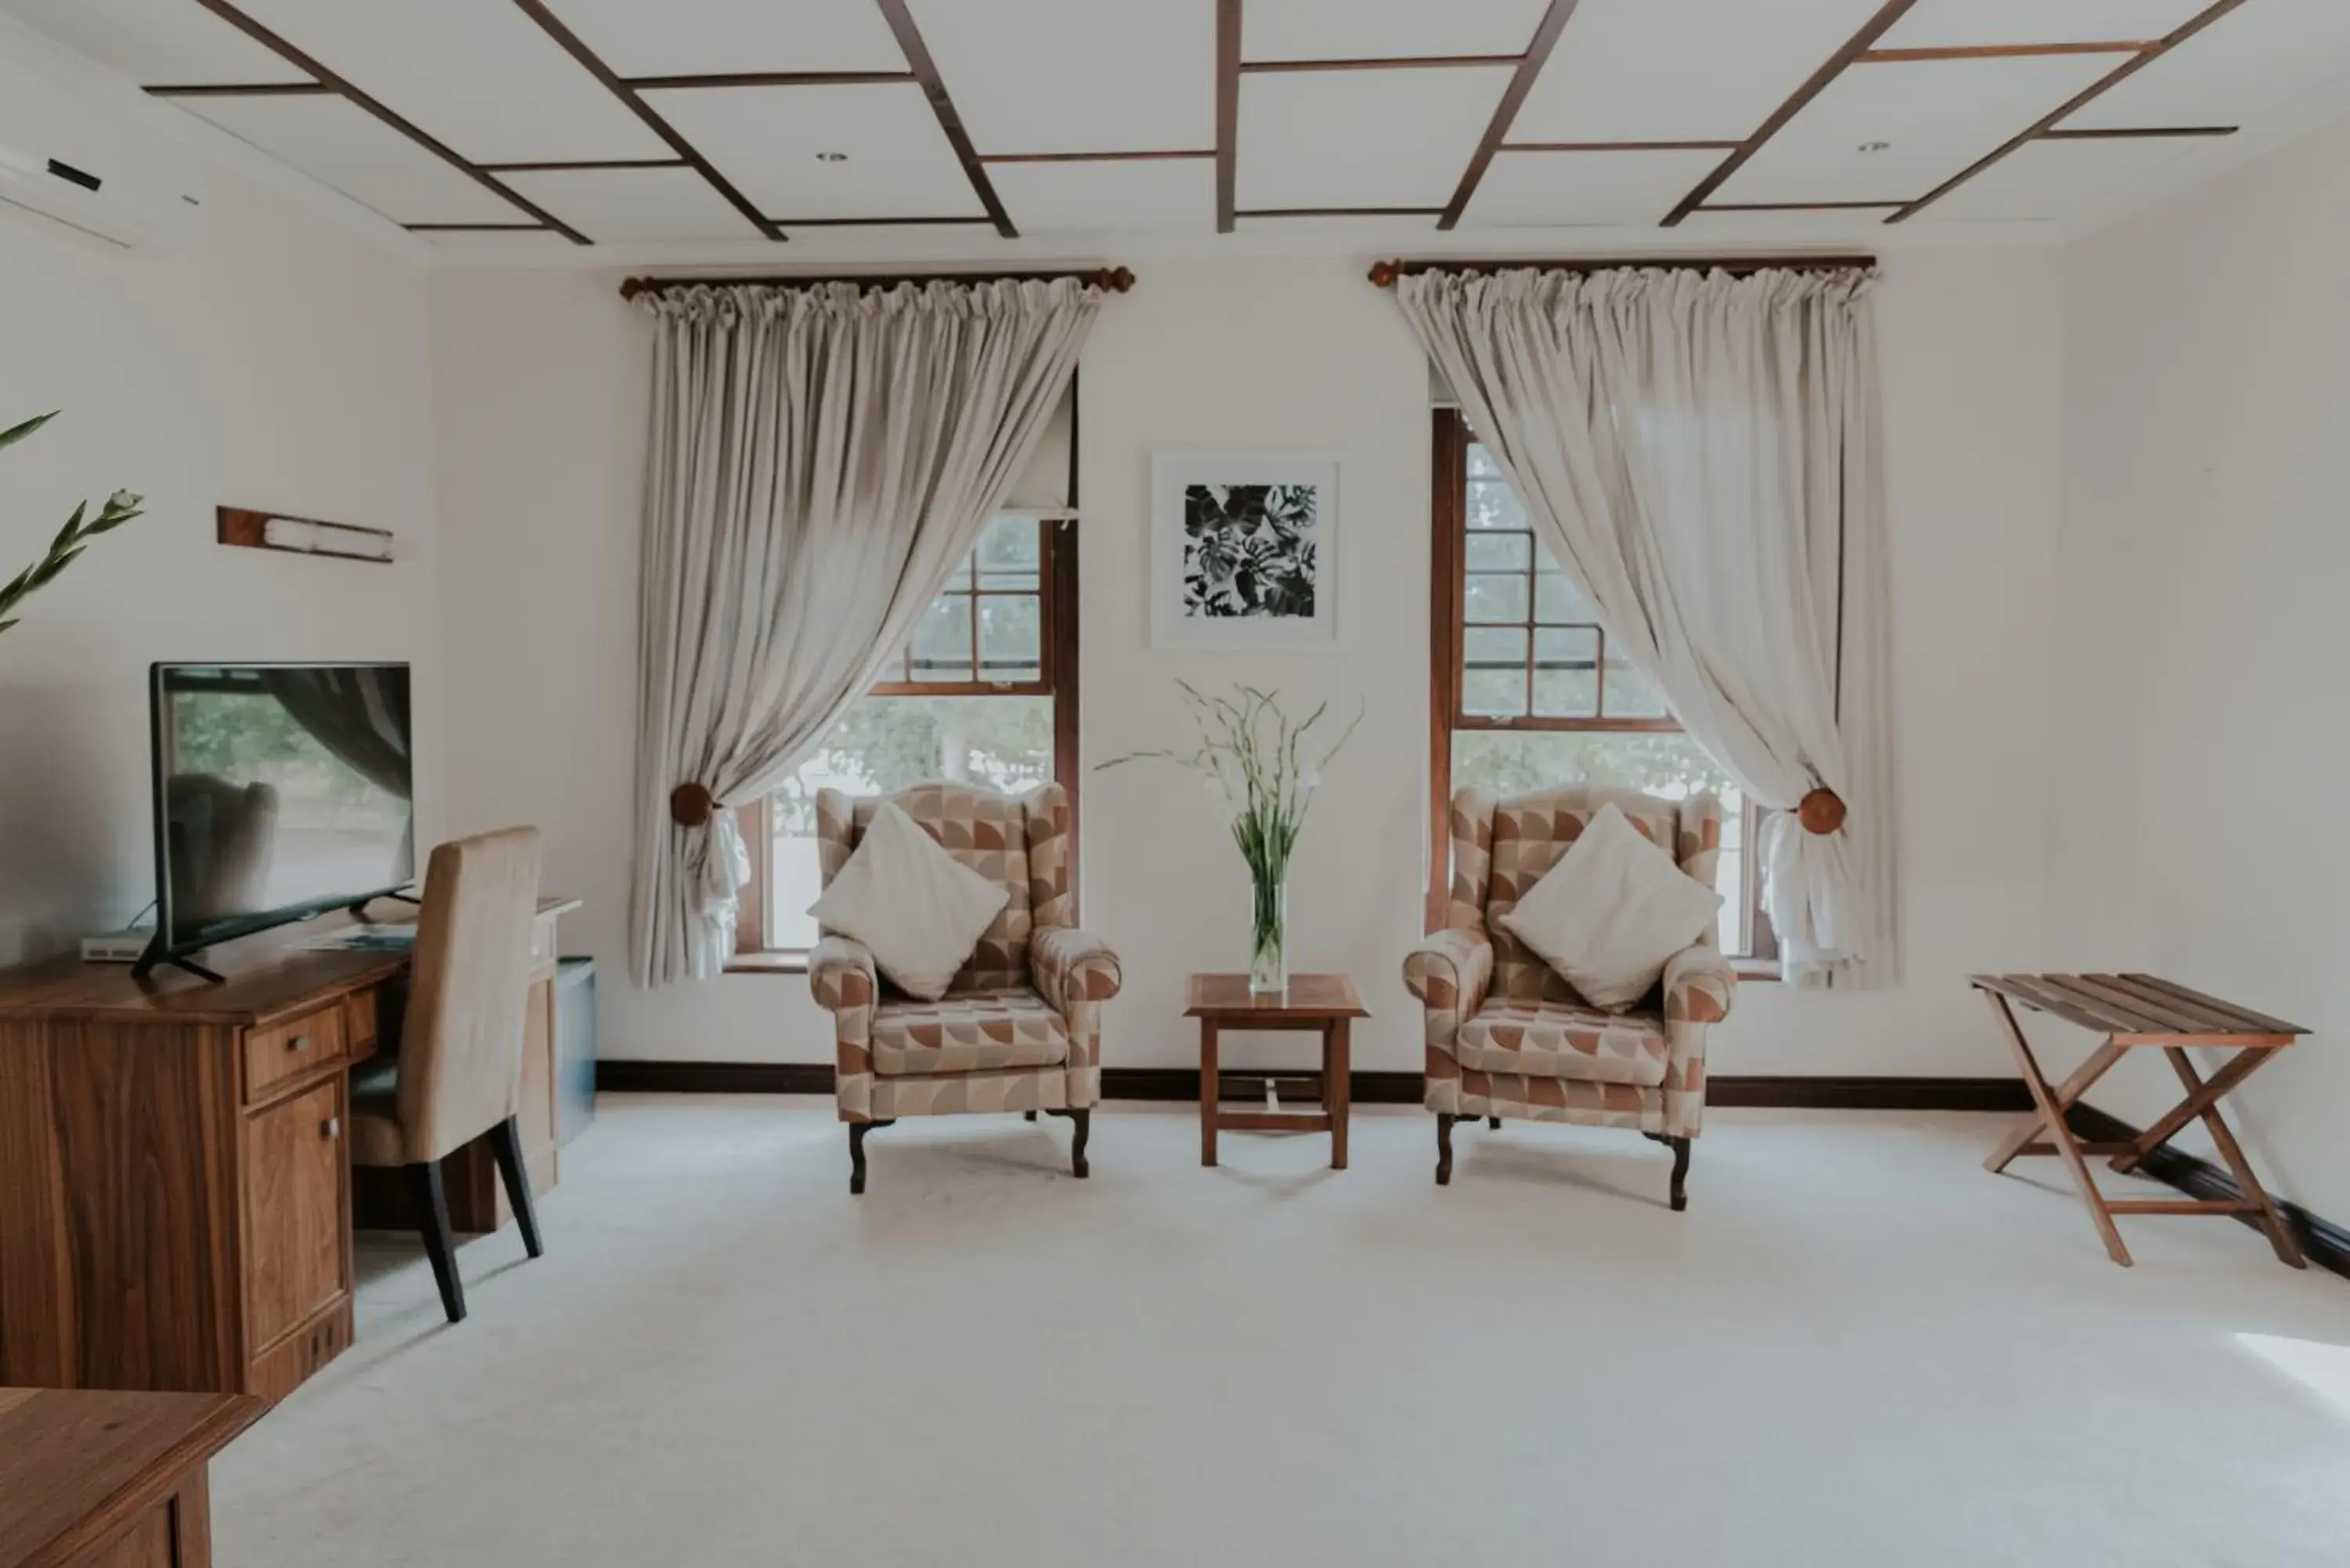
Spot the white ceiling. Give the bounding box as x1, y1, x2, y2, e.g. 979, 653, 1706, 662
3, 0, 2348, 256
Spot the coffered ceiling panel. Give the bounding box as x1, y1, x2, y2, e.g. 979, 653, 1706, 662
502, 164, 762, 243
2065, 0, 2350, 130
1879, 0, 2211, 49
1237, 66, 1509, 210
1240, 0, 1553, 63
230, 0, 668, 164
906, 0, 1213, 157
1716, 54, 2120, 207
643, 82, 983, 221
1916, 134, 2200, 222
992, 160, 1213, 233
182, 93, 527, 225
0, 0, 308, 85
1466, 147, 1729, 226
1511, 0, 1893, 146
536, 0, 906, 80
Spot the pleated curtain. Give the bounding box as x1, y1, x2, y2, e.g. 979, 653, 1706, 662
630, 277, 1103, 987
1394, 266, 1897, 988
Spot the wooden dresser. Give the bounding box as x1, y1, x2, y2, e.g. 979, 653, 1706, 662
0, 898, 575, 1398
0, 1387, 263, 1568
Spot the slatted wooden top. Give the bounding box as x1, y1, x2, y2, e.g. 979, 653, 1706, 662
1969, 973, 2307, 1046
1185, 974, 1368, 1023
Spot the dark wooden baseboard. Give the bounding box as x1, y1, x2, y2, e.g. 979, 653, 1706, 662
2068, 1105, 2350, 1280
595, 1061, 2030, 1111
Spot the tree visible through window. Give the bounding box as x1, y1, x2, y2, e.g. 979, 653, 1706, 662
739, 514, 1078, 958
1431, 410, 1773, 962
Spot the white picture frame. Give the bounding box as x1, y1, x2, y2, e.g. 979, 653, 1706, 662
1149, 451, 1342, 650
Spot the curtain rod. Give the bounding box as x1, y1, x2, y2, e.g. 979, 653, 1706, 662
1368, 255, 1875, 287
619, 266, 1136, 301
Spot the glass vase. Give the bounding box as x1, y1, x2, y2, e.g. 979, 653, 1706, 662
1248, 871, 1288, 995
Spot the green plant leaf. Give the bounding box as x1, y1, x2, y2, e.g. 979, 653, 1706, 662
0, 411, 57, 453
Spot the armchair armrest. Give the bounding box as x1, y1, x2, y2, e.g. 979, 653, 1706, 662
1403, 928, 1493, 1042
1661, 945, 1735, 1028
1031, 927, 1123, 1014
808, 936, 877, 1014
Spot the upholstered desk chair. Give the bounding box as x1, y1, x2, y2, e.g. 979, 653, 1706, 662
1404, 786, 1736, 1211
808, 781, 1121, 1194
350, 826, 545, 1322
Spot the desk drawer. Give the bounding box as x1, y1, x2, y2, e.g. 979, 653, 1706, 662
244, 1004, 347, 1101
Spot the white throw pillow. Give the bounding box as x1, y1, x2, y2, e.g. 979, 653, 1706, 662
1498, 802, 1725, 1013
807, 801, 1010, 1003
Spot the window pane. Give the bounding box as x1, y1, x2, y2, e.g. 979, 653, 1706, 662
1462, 627, 1529, 717
1450, 728, 1748, 953
978, 594, 1042, 682
1603, 656, 1672, 719
977, 515, 1041, 590
1531, 627, 1600, 717
1466, 442, 1503, 481
1464, 532, 1529, 573
768, 695, 1054, 948
1535, 564, 1596, 624
1466, 477, 1524, 531
907, 596, 974, 681
1463, 571, 1529, 625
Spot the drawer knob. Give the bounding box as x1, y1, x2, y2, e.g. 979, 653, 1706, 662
321, 1115, 341, 1140
287, 1035, 311, 1053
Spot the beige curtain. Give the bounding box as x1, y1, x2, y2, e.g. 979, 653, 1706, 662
629, 277, 1104, 986
1394, 267, 1896, 988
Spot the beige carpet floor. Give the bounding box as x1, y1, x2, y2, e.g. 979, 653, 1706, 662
214, 1097, 2350, 1567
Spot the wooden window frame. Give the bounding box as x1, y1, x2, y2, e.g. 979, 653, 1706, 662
1426, 408, 1777, 966
732, 516, 1081, 969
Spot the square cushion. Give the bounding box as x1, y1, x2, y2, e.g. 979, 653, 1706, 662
870, 988, 1071, 1077
1457, 998, 1669, 1087
1497, 801, 1723, 1012
808, 801, 1010, 1002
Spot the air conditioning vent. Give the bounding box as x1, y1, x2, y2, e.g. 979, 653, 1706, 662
0, 52, 206, 252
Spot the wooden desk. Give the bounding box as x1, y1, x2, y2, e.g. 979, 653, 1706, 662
0, 1386, 263, 1568
0, 897, 577, 1397
1185, 974, 1369, 1171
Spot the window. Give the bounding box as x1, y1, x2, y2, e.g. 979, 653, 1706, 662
734, 513, 1079, 960
1429, 409, 1773, 962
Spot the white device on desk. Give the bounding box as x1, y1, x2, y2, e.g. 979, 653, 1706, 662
81, 929, 156, 963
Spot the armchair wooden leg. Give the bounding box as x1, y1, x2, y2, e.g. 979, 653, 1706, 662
487, 1115, 544, 1259
1024, 1110, 1038, 1122
1435, 1113, 1457, 1186
1488, 1116, 1500, 1129
848, 1118, 894, 1195
407, 1161, 465, 1324
1664, 1136, 1691, 1212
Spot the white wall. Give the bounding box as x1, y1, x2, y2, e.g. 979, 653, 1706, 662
2049, 110, 2350, 1218
429, 247, 2065, 1077
0, 169, 443, 964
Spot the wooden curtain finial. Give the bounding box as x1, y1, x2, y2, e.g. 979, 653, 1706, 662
1798, 788, 1846, 836
1368, 259, 1401, 288
669, 782, 715, 828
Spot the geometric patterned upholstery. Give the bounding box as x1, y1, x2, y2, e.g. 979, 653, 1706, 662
1405, 785, 1735, 1139
810, 780, 1120, 1125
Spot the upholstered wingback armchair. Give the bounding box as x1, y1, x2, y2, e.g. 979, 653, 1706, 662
807, 780, 1120, 1194
1403, 786, 1736, 1211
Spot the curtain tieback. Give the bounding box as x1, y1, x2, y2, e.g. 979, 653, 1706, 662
1797, 788, 1846, 836
670, 782, 717, 827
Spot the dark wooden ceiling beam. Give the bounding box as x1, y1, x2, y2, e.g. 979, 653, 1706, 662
405, 222, 552, 232
185, 0, 591, 244
980, 150, 1214, 164
144, 81, 330, 97
1502, 139, 1741, 153
1239, 206, 1446, 218
773, 215, 995, 228
1856, 42, 2154, 63
1437, 0, 1587, 231
1241, 55, 1521, 74
622, 70, 915, 89
1661, 0, 1923, 227
1888, 0, 2255, 222
873, 0, 1014, 238
507, 0, 781, 241
479, 157, 690, 173
1700, 201, 1906, 211
2038, 124, 2237, 139
1215, 0, 1241, 233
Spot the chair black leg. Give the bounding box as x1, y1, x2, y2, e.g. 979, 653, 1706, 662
1068, 1108, 1090, 1178
487, 1115, 544, 1259
1665, 1136, 1691, 1212
1488, 1116, 1501, 1129
407, 1161, 465, 1324
848, 1119, 893, 1194
1435, 1113, 1457, 1185
1024, 1109, 1038, 1122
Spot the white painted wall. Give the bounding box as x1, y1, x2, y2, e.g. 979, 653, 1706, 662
0, 169, 443, 964
2048, 109, 2350, 1219
429, 247, 2065, 1076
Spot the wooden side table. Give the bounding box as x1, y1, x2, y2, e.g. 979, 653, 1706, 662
1971, 972, 2310, 1269
1185, 974, 1369, 1170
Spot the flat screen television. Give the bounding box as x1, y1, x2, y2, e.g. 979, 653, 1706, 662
136, 662, 415, 980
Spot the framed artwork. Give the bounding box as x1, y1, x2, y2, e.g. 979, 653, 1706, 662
1150, 452, 1342, 649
